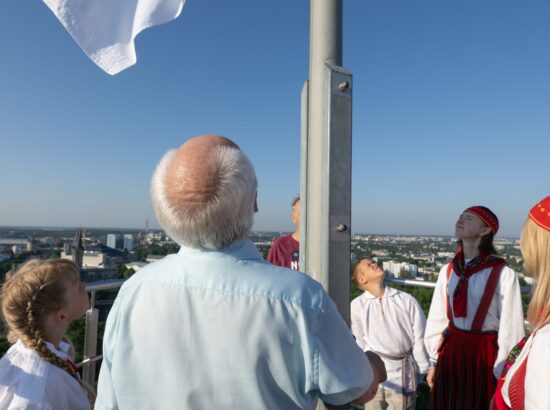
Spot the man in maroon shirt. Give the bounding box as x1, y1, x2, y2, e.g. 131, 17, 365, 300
267, 197, 300, 270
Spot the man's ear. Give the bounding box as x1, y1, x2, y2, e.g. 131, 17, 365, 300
254, 192, 258, 213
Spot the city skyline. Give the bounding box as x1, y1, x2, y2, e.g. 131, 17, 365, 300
1, 1, 549, 238
0, 224, 522, 241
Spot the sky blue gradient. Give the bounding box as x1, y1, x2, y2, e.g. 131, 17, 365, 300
1, 0, 549, 237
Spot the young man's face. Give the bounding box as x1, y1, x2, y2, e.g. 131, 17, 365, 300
455, 211, 491, 240
356, 259, 384, 285
291, 200, 301, 228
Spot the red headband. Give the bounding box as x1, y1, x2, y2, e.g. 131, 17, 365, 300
465, 206, 499, 235
529, 196, 550, 232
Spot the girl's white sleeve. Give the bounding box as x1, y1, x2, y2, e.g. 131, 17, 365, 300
494, 266, 525, 378
424, 265, 449, 366
410, 297, 430, 374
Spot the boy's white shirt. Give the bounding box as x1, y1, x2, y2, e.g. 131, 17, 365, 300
351, 286, 430, 393
0, 339, 90, 410
424, 263, 525, 378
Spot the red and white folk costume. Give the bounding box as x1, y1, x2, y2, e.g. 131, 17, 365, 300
424, 207, 525, 410
494, 196, 550, 410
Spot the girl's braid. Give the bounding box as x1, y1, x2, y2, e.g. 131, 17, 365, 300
25, 284, 77, 377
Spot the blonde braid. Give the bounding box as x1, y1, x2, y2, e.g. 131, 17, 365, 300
25, 285, 77, 376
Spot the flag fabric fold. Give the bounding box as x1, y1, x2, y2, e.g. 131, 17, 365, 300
43, 0, 185, 75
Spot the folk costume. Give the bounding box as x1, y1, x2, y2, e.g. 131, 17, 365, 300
493, 196, 550, 410
493, 325, 550, 410
424, 207, 525, 410
351, 286, 430, 410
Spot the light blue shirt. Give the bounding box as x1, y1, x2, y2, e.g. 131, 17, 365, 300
96, 240, 373, 409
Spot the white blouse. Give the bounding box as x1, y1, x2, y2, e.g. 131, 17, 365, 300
501, 324, 550, 409
0, 339, 90, 410
424, 263, 525, 378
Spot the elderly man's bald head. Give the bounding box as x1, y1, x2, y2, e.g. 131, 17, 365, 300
151, 135, 257, 249
165, 135, 240, 209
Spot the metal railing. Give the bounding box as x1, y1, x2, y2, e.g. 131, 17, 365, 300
385, 276, 532, 294
77, 275, 532, 386
385, 277, 436, 289
78, 279, 125, 385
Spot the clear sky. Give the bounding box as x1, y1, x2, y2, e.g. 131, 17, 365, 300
1, 0, 549, 238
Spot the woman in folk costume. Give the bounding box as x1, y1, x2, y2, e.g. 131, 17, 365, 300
493, 196, 550, 410
424, 206, 525, 410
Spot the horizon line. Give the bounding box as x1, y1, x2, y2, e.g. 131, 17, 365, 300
0, 225, 520, 240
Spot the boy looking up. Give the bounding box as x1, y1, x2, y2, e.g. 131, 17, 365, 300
351, 258, 429, 410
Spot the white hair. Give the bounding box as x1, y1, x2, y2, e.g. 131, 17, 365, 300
151, 145, 257, 249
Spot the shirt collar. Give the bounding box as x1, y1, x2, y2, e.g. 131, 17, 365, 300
177, 239, 263, 262
44, 340, 73, 360
362, 286, 398, 299
16, 338, 73, 361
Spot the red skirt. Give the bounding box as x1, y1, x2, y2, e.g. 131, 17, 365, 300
432, 324, 498, 410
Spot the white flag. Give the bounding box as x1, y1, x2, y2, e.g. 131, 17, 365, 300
43, 0, 185, 75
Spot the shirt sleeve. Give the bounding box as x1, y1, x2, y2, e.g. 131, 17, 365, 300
525, 331, 550, 409
266, 239, 282, 265
409, 297, 430, 374
316, 293, 373, 406
95, 293, 123, 410
350, 297, 367, 352
424, 265, 449, 366
494, 266, 525, 378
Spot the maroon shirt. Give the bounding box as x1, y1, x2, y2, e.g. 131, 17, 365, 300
266, 234, 299, 270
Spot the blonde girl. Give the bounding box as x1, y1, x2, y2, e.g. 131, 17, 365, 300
0, 259, 93, 409
494, 196, 550, 409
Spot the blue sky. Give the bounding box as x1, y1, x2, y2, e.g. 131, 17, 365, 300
0, 0, 548, 238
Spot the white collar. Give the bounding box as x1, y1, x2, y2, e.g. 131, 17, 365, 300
362, 286, 398, 299
15, 338, 73, 361
177, 239, 263, 262
45, 340, 73, 360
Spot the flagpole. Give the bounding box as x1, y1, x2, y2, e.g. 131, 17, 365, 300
301, 0, 352, 327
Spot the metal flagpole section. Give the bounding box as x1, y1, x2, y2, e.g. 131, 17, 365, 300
301, 0, 352, 325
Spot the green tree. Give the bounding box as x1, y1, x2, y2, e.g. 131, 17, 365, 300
0, 337, 10, 357
256, 244, 270, 259
399, 268, 415, 280
123, 268, 136, 278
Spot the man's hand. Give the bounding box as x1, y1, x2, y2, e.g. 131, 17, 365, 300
353, 351, 387, 404
427, 367, 436, 390
365, 351, 387, 384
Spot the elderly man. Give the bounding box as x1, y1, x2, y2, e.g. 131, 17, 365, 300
96, 135, 385, 409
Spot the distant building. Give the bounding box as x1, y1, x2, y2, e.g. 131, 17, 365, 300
107, 234, 123, 249
80, 267, 119, 283
382, 261, 418, 278
83, 251, 106, 268
123, 234, 134, 251
72, 230, 84, 269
